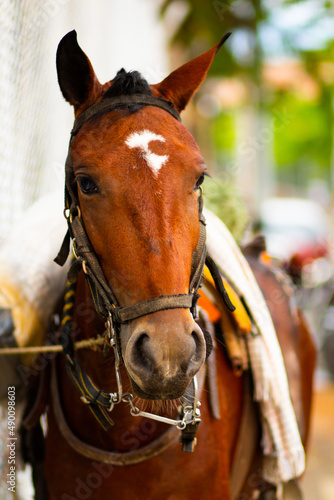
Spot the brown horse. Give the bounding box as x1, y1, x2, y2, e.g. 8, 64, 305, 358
35, 31, 315, 499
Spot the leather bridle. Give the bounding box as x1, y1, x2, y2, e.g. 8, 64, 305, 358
55, 93, 232, 329
54, 93, 235, 446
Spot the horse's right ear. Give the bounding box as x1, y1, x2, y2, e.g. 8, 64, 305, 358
56, 30, 102, 112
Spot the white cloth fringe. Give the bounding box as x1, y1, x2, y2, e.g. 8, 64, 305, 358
204, 208, 305, 485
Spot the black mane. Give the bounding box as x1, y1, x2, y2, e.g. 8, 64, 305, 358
103, 69, 152, 99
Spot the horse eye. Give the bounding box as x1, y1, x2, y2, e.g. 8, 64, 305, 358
195, 174, 205, 190
77, 176, 99, 195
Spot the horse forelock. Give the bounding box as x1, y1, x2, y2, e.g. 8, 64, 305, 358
103, 68, 152, 99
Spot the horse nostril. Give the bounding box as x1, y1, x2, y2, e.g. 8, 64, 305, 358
124, 318, 207, 394
191, 329, 206, 362
201, 328, 213, 359
131, 333, 152, 370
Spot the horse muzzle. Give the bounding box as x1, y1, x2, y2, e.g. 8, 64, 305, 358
122, 309, 206, 400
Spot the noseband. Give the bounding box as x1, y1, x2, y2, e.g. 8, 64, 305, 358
55, 93, 210, 329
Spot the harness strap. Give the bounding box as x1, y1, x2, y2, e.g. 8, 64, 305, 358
50, 357, 180, 466
54, 229, 71, 267
229, 373, 259, 499
189, 211, 206, 295
51, 357, 206, 465
66, 358, 115, 431
205, 254, 236, 312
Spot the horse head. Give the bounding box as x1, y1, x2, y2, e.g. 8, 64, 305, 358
56, 31, 229, 400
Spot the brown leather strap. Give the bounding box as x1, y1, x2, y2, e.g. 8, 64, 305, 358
199, 308, 221, 420
50, 358, 179, 465
230, 373, 260, 500
189, 214, 206, 294
117, 294, 194, 322
50, 359, 207, 466
23, 360, 50, 430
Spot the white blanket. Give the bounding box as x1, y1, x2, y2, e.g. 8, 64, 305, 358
0, 191, 69, 358
205, 208, 305, 488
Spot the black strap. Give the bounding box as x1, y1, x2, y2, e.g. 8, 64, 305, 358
66, 358, 114, 430
54, 229, 71, 267
205, 254, 236, 312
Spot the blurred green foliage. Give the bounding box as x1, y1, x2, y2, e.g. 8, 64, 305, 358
161, 0, 334, 235
203, 176, 250, 242
212, 111, 236, 158
160, 0, 260, 77
273, 92, 333, 181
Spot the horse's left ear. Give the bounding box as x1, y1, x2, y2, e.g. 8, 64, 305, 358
56, 30, 102, 113
153, 33, 231, 113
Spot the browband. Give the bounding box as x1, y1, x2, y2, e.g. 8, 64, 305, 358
71, 94, 181, 138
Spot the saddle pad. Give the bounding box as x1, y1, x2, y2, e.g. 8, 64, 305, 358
204, 208, 305, 488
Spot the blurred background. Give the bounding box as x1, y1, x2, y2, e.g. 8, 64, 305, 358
0, 0, 333, 498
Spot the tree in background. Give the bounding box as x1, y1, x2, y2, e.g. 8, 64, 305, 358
160, 0, 334, 238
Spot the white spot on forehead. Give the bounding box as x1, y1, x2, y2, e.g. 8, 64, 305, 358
125, 130, 169, 177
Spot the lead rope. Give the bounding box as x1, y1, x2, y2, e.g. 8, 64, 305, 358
60, 273, 202, 448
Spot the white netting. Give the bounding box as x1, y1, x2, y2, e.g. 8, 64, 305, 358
0, 0, 168, 244
0, 2, 49, 241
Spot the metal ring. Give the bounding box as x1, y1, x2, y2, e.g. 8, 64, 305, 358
122, 393, 133, 404
63, 208, 71, 220
130, 407, 140, 417
176, 421, 187, 430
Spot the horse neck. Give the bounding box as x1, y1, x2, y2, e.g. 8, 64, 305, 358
60, 271, 171, 451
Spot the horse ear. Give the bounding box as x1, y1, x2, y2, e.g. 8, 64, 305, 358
153, 33, 231, 113
56, 30, 101, 111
